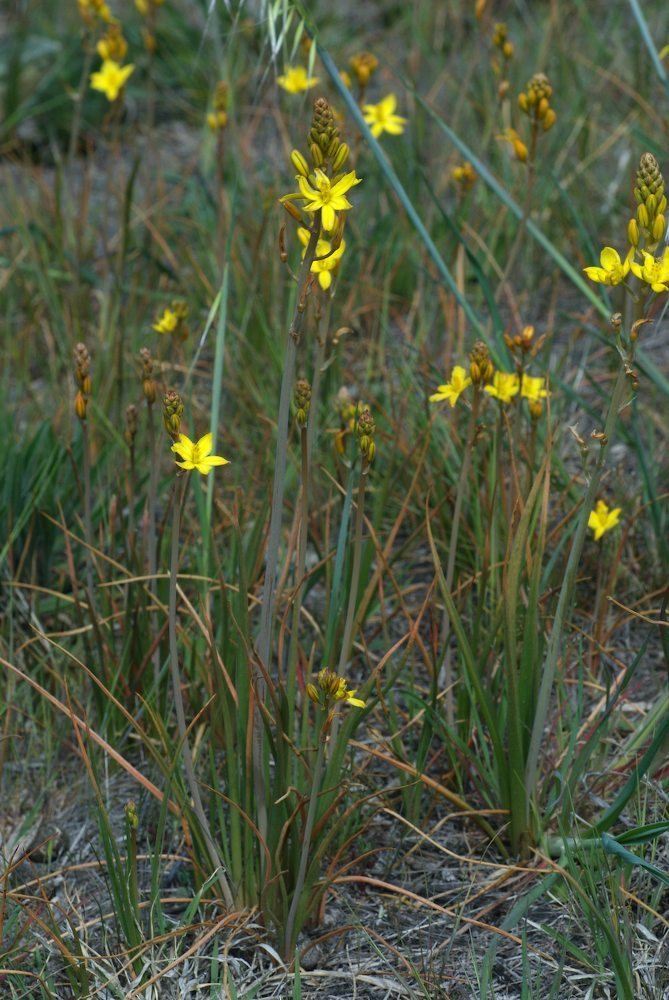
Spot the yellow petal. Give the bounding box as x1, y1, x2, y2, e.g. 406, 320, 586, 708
196, 432, 214, 458
599, 246, 621, 270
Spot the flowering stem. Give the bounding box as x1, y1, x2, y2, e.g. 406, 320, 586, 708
337, 460, 368, 675
81, 419, 96, 609
284, 730, 326, 959
525, 357, 629, 798
168, 473, 234, 908
146, 403, 160, 690
306, 299, 331, 462
254, 213, 320, 856
257, 212, 321, 680
67, 41, 94, 167
287, 425, 310, 726
439, 389, 480, 723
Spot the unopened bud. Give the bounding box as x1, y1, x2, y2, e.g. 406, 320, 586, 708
290, 149, 310, 178
514, 139, 528, 162
332, 142, 350, 172
652, 214, 666, 242
282, 198, 302, 222
75, 391, 88, 421
310, 142, 324, 167
542, 108, 556, 131
628, 218, 640, 247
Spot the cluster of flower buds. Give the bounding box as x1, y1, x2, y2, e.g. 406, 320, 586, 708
518, 73, 556, 131
305, 97, 349, 172
294, 378, 311, 428
139, 346, 157, 404
124, 403, 138, 447
451, 161, 477, 191
207, 81, 228, 132
355, 404, 376, 464
492, 22, 514, 60
629, 153, 666, 252
74, 342, 92, 422
124, 799, 138, 830
334, 387, 357, 456
504, 324, 545, 360
162, 389, 184, 440
78, 0, 112, 26
97, 23, 127, 61
348, 51, 378, 89
135, 0, 164, 52
469, 340, 494, 386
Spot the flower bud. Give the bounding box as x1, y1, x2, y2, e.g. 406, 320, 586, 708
310, 142, 324, 167
75, 390, 88, 421
162, 389, 184, 440
124, 404, 138, 446
514, 139, 528, 162
518, 92, 528, 112
652, 213, 666, 242
282, 199, 303, 222
542, 108, 556, 131
628, 218, 640, 247
290, 149, 310, 178
331, 142, 350, 172
294, 378, 312, 428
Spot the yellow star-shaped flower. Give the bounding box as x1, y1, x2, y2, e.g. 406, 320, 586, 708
297, 227, 345, 289
588, 500, 621, 541
171, 433, 229, 476
583, 247, 631, 287
362, 94, 407, 138
520, 374, 549, 403
630, 247, 669, 292
90, 59, 134, 102
429, 366, 472, 407
296, 169, 361, 232
484, 371, 520, 404
153, 307, 178, 334
277, 65, 320, 94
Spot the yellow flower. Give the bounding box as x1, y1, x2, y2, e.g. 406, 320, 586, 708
171, 433, 229, 475
429, 366, 472, 407
277, 65, 319, 94
335, 678, 366, 708
153, 307, 178, 334
484, 371, 520, 403
297, 227, 345, 289
306, 668, 366, 708
629, 247, 669, 292
90, 59, 134, 102
583, 247, 631, 287
362, 94, 407, 138
520, 374, 549, 403
588, 500, 621, 541
297, 168, 361, 232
